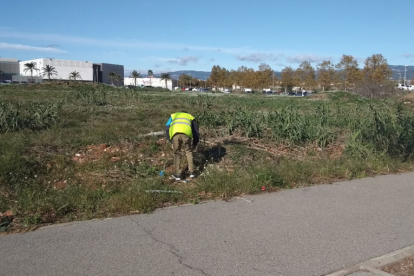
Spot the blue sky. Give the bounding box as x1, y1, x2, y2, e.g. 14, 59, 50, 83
1, 0, 413, 75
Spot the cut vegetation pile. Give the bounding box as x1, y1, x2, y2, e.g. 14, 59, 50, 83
1, 83, 413, 232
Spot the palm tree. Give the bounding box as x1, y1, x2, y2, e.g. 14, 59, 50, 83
160, 73, 172, 89
148, 70, 153, 86
69, 71, 82, 81
115, 74, 122, 87
108, 71, 116, 86
41, 65, 58, 81
23, 61, 39, 83
130, 70, 140, 86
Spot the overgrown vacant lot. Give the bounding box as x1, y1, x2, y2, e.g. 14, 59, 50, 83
1, 83, 414, 232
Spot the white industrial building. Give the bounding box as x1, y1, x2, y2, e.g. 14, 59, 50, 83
19, 58, 93, 81
124, 77, 172, 90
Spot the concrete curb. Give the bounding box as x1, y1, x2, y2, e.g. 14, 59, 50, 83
325, 244, 414, 276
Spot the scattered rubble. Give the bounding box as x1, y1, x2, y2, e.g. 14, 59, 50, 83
71, 143, 131, 163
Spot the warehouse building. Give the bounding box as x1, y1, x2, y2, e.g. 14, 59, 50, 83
124, 77, 172, 90
93, 63, 124, 86
17, 58, 124, 85
18, 58, 93, 82
0, 58, 20, 82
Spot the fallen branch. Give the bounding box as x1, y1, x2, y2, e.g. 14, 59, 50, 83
145, 190, 183, 194
205, 139, 294, 156
140, 131, 164, 137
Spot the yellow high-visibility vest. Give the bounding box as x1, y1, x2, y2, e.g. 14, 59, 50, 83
169, 112, 194, 139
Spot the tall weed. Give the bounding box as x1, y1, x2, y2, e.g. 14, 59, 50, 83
0, 100, 62, 132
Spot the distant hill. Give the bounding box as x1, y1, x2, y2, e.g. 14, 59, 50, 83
136, 65, 413, 83
144, 70, 282, 79
167, 70, 211, 80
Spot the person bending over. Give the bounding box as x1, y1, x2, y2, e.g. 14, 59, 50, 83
165, 112, 199, 180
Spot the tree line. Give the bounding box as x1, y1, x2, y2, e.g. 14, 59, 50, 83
198, 54, 411, 97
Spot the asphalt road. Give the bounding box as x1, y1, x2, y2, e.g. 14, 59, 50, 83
1, 173, 414, 276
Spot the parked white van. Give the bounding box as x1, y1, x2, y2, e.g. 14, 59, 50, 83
397, 84, 408, 90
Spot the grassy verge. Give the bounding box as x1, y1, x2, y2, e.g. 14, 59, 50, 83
1, 83, 413, 232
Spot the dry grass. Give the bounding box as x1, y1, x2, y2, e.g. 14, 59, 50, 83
308, 92, 330, 100
2, 84, 414, 233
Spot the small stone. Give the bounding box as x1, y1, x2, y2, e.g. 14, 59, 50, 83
54, 181, 68, 190
99, 143, 108, 150
2, 210, 13, 217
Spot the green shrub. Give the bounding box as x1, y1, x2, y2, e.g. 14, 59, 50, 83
0, 100, 62, 132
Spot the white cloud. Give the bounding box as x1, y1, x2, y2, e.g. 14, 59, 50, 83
167, 56, 198, 66
236, 53, 277, 63
0, 42, 68, 53
0, 29, 250, 54
44, 44, 62, 48
286, 54, 332, 64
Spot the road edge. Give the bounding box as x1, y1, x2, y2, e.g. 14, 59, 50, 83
325, 244, 414, 276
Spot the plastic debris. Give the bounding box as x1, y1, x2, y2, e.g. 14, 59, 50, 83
235, 197, 254, 203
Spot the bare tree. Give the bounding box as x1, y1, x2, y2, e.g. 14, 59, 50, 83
316, 61, 336, 91
295, 61, 316, 90
355, 54, 393, 98
335, 55, 361, 92
281, 67, 295, 92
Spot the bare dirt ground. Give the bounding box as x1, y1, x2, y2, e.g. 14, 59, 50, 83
381, 255, 414, 276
